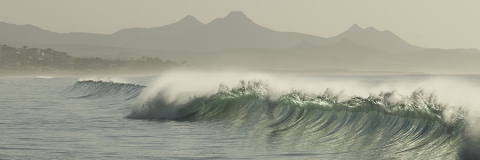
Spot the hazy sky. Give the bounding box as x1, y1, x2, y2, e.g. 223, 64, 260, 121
1, 0, 479, 50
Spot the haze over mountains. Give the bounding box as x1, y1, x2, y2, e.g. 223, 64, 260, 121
1, 11, 479, 73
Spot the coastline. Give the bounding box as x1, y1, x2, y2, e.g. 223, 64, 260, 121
1, 68, 478, 79
0, 69, 168, 78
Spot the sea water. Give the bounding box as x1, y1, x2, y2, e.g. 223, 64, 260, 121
1, 73, 479, 159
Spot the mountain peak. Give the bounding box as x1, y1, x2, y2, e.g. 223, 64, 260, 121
225, 11, 248, 18
205, 11, 257, 27
220, 11, 254, 23
346, 24, 379, 32
365, 26, 378, 32
177, 15, 204, 25
349, 24, 362, 30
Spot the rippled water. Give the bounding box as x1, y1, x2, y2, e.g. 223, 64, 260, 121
1, 74, 479, 159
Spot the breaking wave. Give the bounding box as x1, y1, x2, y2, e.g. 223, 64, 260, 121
62, 74, 480, 159
126, 79, 479, 159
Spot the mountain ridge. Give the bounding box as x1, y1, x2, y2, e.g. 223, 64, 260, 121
0, 11, 477, 54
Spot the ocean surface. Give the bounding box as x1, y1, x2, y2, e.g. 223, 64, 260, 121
1, 73, 479, 159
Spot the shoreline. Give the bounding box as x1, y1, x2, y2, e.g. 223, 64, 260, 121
1, 69, 479, 78
0, 69, 167, 78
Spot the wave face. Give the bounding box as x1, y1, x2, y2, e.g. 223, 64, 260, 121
64, 80, 145, 100
127, 80, 479, 159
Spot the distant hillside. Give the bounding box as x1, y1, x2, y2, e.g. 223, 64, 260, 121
0, 11, 423, 53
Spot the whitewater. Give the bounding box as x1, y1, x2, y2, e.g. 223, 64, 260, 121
1, 72, 479, 159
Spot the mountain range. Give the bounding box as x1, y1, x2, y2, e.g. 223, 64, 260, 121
1, 11, 479, 73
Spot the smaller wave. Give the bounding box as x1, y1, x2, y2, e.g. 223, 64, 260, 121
64, 80, 145, 100
78, 77, 128, 84
34, 76, 55, 79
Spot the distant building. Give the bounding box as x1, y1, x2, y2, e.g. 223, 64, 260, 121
0, 44, 72, 69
